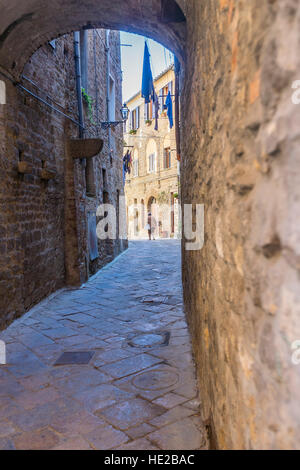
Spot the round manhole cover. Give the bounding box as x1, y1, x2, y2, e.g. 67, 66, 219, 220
131, 333, 164, 347
127, 331, 170, 349
132, 369, 179, 390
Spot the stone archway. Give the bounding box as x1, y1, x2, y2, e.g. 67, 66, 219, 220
0, 0, 186, 78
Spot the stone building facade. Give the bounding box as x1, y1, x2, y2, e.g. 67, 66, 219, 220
1, 0, 300, 450
0, 29, 126, 330
125, 66, 180, 239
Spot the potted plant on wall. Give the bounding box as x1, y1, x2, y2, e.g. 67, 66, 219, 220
129, 129, 137, 135
145, 119, 152, 126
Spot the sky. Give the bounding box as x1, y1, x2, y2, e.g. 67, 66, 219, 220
120, 31, 174, 102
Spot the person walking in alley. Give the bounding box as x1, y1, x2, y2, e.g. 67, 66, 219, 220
146, 212, 157, 240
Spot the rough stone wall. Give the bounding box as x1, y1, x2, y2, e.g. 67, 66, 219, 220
181, 0, 300, 450
0, 30, 126, 329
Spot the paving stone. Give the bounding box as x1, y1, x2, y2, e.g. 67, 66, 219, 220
14, 387, 61, 410
0, 397, 23, 420
19, 372, 52, 391
13, 427, 60, 450
97, 398, 166, 430
93, 348, 134, 367
85, 425, 129, 450
182, 398, 202, 411
152, 392, 188, 409
0, 420, 17, 438
51, 409, 107, 435
116, 438, 159, 450
0, 437, 16, 450
126, 422, 156, 440
148, 417, 206, 450
52, 435, 92, 450
73, 384, 135, 412
0, 378, 25, 397
42, 327, 77, 340
99, 353, 162, 379
174, 382, 198, 399
149, 405, 195, 428
54, 368, 111, 393
19, 332, 54, 348
9, 398, 81, 432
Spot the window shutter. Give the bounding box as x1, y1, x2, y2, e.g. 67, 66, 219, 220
136, 106, 140, 129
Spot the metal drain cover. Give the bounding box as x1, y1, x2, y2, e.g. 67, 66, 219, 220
132, 369, 179, 390
127, 331, 170, 349
54, 351, 95, 366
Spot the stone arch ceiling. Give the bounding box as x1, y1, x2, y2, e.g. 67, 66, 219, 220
0, 0, 186, 78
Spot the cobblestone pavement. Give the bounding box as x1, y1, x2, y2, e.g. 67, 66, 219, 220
0, 240, 208, 450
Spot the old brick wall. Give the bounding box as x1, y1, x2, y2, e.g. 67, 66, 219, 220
181, 0, 300, 450
0, 38, 74, 329
0, 30, 126, 329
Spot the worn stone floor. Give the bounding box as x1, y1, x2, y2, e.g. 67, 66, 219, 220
0, 240, 207, 450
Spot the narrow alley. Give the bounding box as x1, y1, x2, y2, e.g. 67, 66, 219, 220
0, 241, 207, 450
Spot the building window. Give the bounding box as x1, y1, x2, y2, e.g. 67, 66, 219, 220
130, 106, 140, 130
102, 168, 107, 188
86, 158, 96, 197
160, 81, 174, 112
133, 159, 139, 177
163, 147, 171, 169
108, 76, 116, 121
148, 153, 156, 173
145, 101, 154, 121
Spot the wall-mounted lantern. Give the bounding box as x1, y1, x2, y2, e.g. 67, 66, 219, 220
101, 103, 129, 130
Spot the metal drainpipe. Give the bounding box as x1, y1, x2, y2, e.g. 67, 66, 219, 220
105, 30, 112, 160
74, 31, 84, 139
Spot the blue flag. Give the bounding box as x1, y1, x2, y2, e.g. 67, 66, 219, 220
141, 42, 154, 104
165, 91, 174, 129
